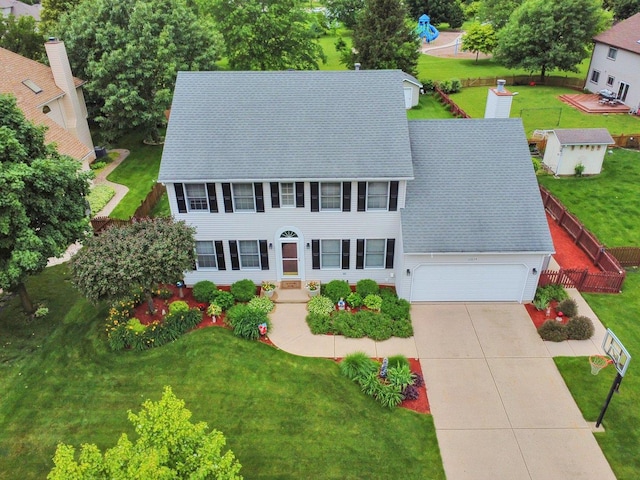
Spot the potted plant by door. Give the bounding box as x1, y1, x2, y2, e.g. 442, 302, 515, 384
306, 281, 320, 297
261, 281, 276, 298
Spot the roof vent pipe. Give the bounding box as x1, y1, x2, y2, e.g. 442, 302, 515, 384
497, 79, 506, 92
354, 63, 361, 71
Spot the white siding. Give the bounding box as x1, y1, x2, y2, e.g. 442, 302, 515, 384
586, 43, 640, 113
543, 132, 608, 175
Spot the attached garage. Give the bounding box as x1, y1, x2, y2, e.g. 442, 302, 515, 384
410, 263, 529, 302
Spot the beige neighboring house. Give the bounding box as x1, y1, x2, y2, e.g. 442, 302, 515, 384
585, 13, 640, 114
543, 128, 615, 176
0, 0, 41, 20
0, 39, 95, 164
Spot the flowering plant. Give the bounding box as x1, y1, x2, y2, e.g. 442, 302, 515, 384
306, 281, 320, 291
261, 281, 276, 291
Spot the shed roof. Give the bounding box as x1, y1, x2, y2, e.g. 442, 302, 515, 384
0, 47, 91, 160
159, 70, 415, 182
593, 13, 640, 55
402, 118, 554, 254
554, 128, 614, 145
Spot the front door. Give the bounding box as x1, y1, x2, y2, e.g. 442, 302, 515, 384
281, 242, 298, 276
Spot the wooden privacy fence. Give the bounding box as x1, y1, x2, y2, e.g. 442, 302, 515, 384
460, 75, 584, 90
539, 186, 625, 293
433, 85, 471, 118
606, 247, 640, 268
90, 183, 166, 234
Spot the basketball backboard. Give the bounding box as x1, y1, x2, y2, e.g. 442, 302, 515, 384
602, 329, 631, 377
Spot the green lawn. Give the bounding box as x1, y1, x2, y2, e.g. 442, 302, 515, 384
539, 148, 640, 479
0, 265, 444, 479
538, 148, 640, 247
106, 131, 164, 220
407, 93, 454, 119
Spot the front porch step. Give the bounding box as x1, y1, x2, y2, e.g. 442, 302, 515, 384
272, 288, 309, 303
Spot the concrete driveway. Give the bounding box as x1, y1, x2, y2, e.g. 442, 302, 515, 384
412, 303, 616, 480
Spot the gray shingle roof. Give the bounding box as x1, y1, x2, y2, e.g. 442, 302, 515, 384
402, 119, 554, 254
159, 70, 415, 182
554, 128, 614, 145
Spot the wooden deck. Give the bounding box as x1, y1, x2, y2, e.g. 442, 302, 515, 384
559, 93, 630, 114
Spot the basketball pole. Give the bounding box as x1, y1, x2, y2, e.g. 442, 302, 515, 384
596, 372, 623, 428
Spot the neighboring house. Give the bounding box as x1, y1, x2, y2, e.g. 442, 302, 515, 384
585, 13, 640, 114
0, 39, 95, 163
0, 0, 41, 21
159, 70, 553, 303
543, 129, 614, 176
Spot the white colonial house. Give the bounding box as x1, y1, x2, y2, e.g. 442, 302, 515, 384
585, 12, 640, 114
543, 128, 615, 176
159, 70, 553, 303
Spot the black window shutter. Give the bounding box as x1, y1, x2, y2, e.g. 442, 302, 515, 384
385, 239, 395, 269
356, 239, 365, 269
312, 240, 320, 269
357, 182, 366, 212
174, 183, 187, 213
342, 182, 351, 212
214, 241, 226, 270
255, 183, 265, 212
341, 239, 350, 270
389, 181, 399, 211
295, 182, 304, 207
229, 240, 239, 270
222, 183, 233, 212
259, 240, 269, 270
206, 183, 218, 213
270, 182, 280, 208
310, 182, 319, 212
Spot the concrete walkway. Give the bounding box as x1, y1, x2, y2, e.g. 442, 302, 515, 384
268, 292, 616, 480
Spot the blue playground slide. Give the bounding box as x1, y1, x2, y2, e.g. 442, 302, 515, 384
417, 14, 439, 43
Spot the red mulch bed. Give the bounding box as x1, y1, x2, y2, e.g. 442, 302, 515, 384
546, 214, 600, 273
524, 300, 569, 329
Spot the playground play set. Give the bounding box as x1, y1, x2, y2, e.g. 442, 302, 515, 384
417, 14, 439, 43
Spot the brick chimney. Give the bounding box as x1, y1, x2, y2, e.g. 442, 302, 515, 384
44, 39, 94, 152
484, 79, 515, 119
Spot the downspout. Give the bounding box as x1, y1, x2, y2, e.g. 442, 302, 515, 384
556, 145, 565, 176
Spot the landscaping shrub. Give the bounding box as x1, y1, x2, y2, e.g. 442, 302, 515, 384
534, 284, 569, 310
324, 280, 352, 303
339, 352, 379, 382
307, 295, 335, 316
557, 298, 578, 318
411, 372, 424, 388
537, 320, 568, 342
87, 184, 115, 215
402, 384, 420, 400
387, 355, 410, 369
360, 311, 394, 341
360, 372, 384, 397
387, 364, 414, 390
168, 300, 189, 314
248, 295, 275, 314
226, 304, 269, 340
391, 319, 414, 338
376, 383, 404, 409
129, 286, 145, 306
306, 312, 333, 335
332, 310, 366, 338
230, 279, 258, 302
346, 292, 363, 308
420, 78, 435, 92
356, 279, 379, 297
378, 286, 397, 301
566, 315, 594, 340
363, 294, 382, 312
206, 303, 222, 317
192, 280, 218, 303
381, 297, 410, 320
213, 290, 235, 311
156, 287, 173, 300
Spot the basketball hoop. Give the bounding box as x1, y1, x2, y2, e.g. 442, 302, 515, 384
589, 355, 612, 375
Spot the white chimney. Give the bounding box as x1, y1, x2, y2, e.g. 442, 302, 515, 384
484, 79, 515, 118
44, 39, 94, 152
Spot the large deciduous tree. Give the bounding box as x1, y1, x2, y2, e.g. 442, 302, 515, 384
461, 22, 497, 62
406, 0, 465, 27
0, 15, 45, 61
71, 219, 196, 313
48, 386, 243, 479
210, 0, 326, 71
494, 0, 610, 80
343, 0, 420, 75
479, 0, 525, 29
0, 94, 92, 314
325, 0, 366, 27
56, 0, 221, 143
40, 0, 83, 37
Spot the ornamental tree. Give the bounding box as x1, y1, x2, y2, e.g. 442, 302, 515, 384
0, 94, 92, 314
48, 386, 243, 479
56, 0, 221, 143
70, 219, 196, 313
209, 0, 326, 71
494, 0, 611, 80
461, 22, 497, 62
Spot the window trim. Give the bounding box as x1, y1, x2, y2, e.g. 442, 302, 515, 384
606, 75, 615, 87
185, 183, 209, 212
320, 182, 342, 211
320, 239, 341, 269
280, 182, 295, 208
607, 47, 617, 60
590, 69, 600, 84
195, 241, 218, 270
364, 238, 386, 269
232, 183, 256, 212
238, 240, 261, 269
366, 181, 390, 211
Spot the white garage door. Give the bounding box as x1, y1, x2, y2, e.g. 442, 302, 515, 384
411, 263, 529, 302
